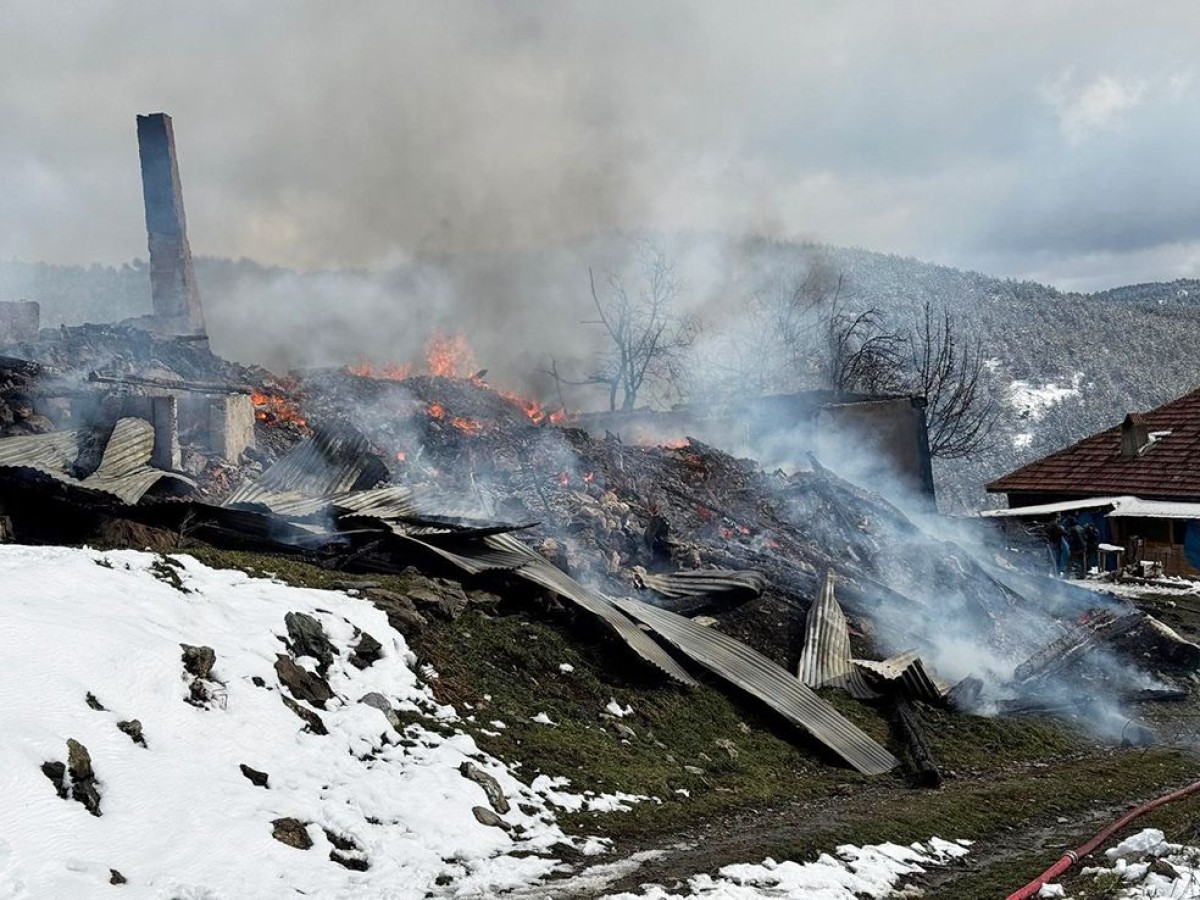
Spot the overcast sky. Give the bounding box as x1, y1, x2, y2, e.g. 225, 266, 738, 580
3, 1, 1199, 290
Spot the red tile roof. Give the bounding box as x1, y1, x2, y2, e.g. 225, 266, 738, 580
988, 388, 1200, 500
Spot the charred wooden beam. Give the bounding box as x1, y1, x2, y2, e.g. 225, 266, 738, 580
89, 372, 255, 395
890, 698, 943, 788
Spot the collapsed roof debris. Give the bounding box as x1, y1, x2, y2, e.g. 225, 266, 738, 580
0, 416, 195, 505
797, 570, 879, 701
854, 651, 949, 705
0, 319, 1197, 774
612, 595, 899, 775
633, 567, 766, 613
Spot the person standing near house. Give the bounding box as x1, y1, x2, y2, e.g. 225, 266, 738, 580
1064, 517, 1086, 577
1084, 521, 1101, 574
1045, 516, 1066, 576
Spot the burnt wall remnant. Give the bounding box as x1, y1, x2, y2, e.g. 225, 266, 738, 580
579, 392, 936, 505
136, 113, 206, 339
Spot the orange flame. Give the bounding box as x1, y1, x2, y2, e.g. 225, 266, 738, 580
395, 451, 407, 462
349, 361, 411, 380
451, 416, 482, 435
426, 333, 477, 379
582, 471, 595, 483
250, 392, 308, 427
556, 471, 570, 486
428, 402, 445, 419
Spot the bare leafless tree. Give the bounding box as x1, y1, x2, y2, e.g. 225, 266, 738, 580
904, 301, 997, 459
822, 303, 905, 394
581, 244, 698, 411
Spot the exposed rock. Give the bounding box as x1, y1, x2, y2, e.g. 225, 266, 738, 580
471, 806, 510, 830
405, 577, 469, 621
365, 589, 428, 637
67, 738, 102, 816
349, 630, 383, 670
284, 612, 336, 677
683, 765, 705, 775
466, 589, 503, 612
180, 644, 216, 680
271, 817, 313, 850
85, 692, 106, 711
281, 694, 328, 735
458, 761, 510, 814
186, 678, 211, 707
274, 654, 333, 708
323, 828, 369, 871
1149, 858, 1181, 880
239, 764, 269, 788
716, 738, 739, 759
117, 720, 146, 747
41, 761, 67, 799
358, 692, 401, 729
615, 723, 637, 741
109, 869, 126, 885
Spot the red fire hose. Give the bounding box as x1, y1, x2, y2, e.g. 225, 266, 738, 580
1006, 778, 1200, 899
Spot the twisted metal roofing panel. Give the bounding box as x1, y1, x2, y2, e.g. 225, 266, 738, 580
481, 532, 698, 686
636, 569, 765, 601
797, 570, 879, 700
0, 417, 193, 505
224, 426, 386, 513
855, 650, 947, 703
612, 595, 899, 775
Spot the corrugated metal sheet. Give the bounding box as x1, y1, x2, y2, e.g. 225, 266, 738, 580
224, 426, 387, 513
0, 429, 80, 480
635, 569, 766, 601
612, 596, 898, 775
797, 570, 879, 700
392, 532, 531, 575
0, 417, 193, 505
80, 418, 194, 505
855, 650, 947, 703
483, 532, 699, 686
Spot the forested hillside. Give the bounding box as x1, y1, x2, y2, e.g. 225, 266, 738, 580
5, 243, 1199, 513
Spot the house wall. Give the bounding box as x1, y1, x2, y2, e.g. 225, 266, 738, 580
1109, 516, 1200, 578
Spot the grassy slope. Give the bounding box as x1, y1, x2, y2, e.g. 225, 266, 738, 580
178, 546, 1198, 898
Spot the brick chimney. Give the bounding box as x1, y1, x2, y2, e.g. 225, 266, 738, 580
1120, 412, 1149, 458
136, 113, 207, 338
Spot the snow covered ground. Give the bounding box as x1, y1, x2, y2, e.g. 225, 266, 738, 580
599, 838, 971, 900
0, 545, 637, 899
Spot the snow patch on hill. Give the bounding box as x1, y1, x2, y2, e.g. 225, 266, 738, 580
1009, 373, 1084, 449
0, 546, 628, 899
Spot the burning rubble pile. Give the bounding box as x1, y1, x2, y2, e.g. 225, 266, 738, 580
0, 322, 1196, 780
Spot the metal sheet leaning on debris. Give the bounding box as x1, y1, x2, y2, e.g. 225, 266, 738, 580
797, 569, 880, 701
0, 416, 195, 505
612, 595, 899, 776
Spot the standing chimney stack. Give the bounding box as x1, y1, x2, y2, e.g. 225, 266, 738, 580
136, 113, 206, 338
